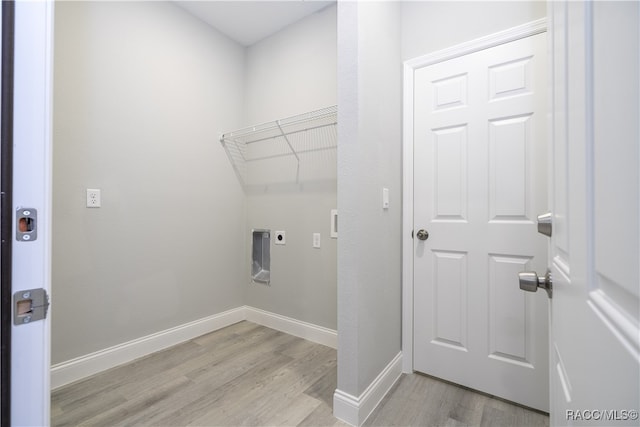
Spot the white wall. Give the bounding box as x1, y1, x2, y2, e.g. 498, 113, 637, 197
52, 1, 246, 364
401, 0, 546, 60
243, 5, 338, 330
337, 0, 402, 397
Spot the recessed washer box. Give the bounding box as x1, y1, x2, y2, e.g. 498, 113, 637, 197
274, 231, 286, 245
251, 229, 270, 285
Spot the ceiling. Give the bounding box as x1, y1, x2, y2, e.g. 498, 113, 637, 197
177, 1, 335, 47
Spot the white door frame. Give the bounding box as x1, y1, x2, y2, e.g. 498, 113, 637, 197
401, 18, 547, 374
11, 1, 54, 425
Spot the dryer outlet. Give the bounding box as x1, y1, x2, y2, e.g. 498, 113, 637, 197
274, 231, 286, 245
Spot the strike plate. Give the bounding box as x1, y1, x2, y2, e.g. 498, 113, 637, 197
14, 288, 49, 325
16, 208, 37, 242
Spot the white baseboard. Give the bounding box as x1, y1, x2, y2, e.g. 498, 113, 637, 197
50, 306, 245, 390
333, 352, 403, 426
51, 305, 337, 390
244, 306, 337, 349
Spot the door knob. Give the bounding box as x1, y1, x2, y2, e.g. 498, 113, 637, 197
518, 269, 552, 298
416, 229, 429, 241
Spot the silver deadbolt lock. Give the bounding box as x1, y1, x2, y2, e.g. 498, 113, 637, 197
537, 212, 552, 237
519, 269, 552, 299
416, 229, 429, 241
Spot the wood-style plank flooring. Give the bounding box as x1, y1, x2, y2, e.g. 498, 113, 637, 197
52, 321, 548, 426
365, 374, 549, 427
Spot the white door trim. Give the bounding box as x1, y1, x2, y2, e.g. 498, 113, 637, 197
402, 18, 547, 373
11, 1, 54, 424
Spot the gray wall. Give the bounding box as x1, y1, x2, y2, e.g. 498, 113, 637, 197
401, 1, 546, 60
244, 4, 337, 125
243, 5, 338, 330
337, 1, 403, 396
52, 1, 246, 364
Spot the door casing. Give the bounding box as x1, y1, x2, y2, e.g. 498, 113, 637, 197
10, 1, 54, 425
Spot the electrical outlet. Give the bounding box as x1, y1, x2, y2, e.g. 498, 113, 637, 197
86, 189, 101, 208
274, 231, 286, 245
313, 233, 321, 248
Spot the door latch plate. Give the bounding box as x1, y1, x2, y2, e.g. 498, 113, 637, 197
14, 288, 49, 325
16, 208, 37, 242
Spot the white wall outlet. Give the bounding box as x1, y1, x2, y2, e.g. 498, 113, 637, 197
86, 188, 101, 208
313, 233, 321, 248
382, 187, 390, 209
274, 231, 286, 245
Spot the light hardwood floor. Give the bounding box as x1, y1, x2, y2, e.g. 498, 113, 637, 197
52, 321, 548, 426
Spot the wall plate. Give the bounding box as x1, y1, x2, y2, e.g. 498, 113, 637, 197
274, 230, 286, 245
330, 209, 338, 238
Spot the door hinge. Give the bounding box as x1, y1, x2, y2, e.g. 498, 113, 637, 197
14, 288, 49, 325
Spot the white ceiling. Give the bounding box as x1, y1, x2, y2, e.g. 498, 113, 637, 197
177, 1, 335, 47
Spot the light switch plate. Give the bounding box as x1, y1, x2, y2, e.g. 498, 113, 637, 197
313, 233, 321, 248
382, 188, 389, 209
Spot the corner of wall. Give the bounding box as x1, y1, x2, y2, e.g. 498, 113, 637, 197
336, 0, 403, 401
333, 352, 403, 426
51, 305, 337, 390
52, 0, 247, 364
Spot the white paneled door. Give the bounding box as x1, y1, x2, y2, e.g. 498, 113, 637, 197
413, 33, 549, 411
549, 2, 639, 425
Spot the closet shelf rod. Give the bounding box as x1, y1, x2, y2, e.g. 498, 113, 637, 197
218, 105, 337, 187
246, 145, 336, 163
225, 121, 337, 146
220, 105, 337, 143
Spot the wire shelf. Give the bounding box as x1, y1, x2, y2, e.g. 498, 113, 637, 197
220, 105, 337, 187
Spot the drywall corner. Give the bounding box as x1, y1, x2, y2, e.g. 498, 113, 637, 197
336, 0, 403, 401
